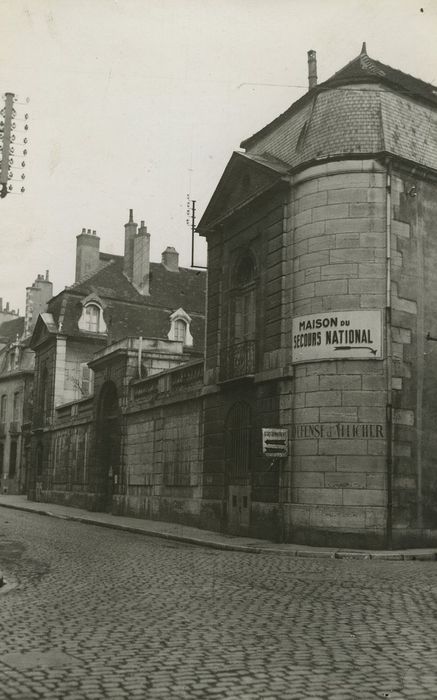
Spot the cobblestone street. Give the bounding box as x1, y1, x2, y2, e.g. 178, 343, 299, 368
1, 507, 437, 699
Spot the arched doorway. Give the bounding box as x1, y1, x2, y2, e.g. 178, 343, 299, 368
96, 381, 121, 512
225, 401, 252, 534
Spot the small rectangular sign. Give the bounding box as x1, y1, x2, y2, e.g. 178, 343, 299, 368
292, 310, 383, 363
262, 428, 288, 457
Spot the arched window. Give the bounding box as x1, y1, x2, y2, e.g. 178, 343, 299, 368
174, 319, 187, 343
84, 304, 99, 332
221, 252, 257, 379
168, 308, 193, 347
232, 254, 256, 343
78, 301, 107, 334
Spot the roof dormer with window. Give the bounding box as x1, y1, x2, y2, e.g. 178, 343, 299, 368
78, 295, 107, 335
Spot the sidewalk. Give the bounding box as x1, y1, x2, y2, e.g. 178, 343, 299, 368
0, 494, 436, 561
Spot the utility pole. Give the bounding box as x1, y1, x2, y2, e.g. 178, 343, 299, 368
0, 92, 29, 199
186, 195, 206, 269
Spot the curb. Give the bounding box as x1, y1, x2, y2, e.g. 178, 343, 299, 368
1, 501, 436, 561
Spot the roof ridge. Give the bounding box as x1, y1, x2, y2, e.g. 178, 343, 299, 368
371, 55, 437, 92
68, 257, 117, 290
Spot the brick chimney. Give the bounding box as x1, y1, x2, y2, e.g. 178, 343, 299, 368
24, 271, 54, 336
124, 209, 138, 280
161, 246, 179, 272
75, 228, 100, 282
308, 49, 317, 90
133, 221, 150, 295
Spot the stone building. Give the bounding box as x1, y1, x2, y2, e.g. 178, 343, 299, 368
196, 44, 437, 548
0, 272, 53, 493
28, 46, 437, 548
0, 300, 20, 349
28, 212, 206, 509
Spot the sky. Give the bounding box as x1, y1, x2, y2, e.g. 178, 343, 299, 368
0, 0, 436, 313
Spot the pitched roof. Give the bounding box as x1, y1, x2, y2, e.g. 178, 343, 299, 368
241, 45, 437, 152
330, 47, 437, 106
197, 150, 288, 233
0, 316, 24, 342
46, 253, 207, 349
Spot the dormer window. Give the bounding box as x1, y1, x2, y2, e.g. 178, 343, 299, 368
78, 301, 107, 334
168, 308, 193, 347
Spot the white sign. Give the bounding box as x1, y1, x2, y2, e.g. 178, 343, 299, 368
292, 310, 383, 363
262, 428, 289, 457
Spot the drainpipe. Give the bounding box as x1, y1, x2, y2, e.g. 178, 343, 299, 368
385, 159, 393, 549
138, 336, 143, 379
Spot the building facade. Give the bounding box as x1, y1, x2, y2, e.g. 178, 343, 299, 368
28, 212, 206, 510
28, 47, 437, 548
196, 45, 437, 548
0, 272, 53, 493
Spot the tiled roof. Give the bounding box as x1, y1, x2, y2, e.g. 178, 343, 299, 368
241, 47, 437, 172
330, 50, 437, 106
0, 316, 24, 342
46, 255, 206, 349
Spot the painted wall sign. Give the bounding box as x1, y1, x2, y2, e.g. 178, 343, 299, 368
292, 423, 385, 439
292, 310, 383, 362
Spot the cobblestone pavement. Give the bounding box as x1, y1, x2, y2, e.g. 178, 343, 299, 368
1, 507, 437, 700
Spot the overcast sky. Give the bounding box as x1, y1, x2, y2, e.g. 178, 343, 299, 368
1, 0, 436, 313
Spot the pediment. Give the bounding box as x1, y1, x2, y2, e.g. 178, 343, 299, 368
29, 313, 57, 350
197, 151, 288, 234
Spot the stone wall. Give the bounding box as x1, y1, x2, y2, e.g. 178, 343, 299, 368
286, 160, 389, 548
390, 169, 437, 546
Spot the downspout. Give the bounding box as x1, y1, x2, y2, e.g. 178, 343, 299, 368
279, 190, 290, 543
385, 159, 393, 549
138, 336, 143, 379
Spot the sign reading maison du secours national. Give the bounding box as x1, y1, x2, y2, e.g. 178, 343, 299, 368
292, 310, 383, 363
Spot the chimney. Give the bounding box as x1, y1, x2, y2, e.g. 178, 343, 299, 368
24, 271, 54, 336
161, 246, 179, 272
124, 208, 138, 280
75, 228, 101, 282
5, 302, 9, 312
133, 220, 151, 295
307, 49, 317, 90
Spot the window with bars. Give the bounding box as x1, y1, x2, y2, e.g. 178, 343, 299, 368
163, 434, 192, 487
13, 392, 20, 421
9, 441, 17, 478
0, 395, 7, 422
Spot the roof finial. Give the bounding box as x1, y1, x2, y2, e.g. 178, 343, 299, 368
361, 41, 367, 55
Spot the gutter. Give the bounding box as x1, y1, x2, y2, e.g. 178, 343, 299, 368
385, 158, 393, 549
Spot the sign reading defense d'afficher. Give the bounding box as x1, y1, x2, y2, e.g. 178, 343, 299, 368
292, 310, 383, 363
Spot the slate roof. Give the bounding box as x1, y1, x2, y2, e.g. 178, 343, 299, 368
45, 255, 206, 350
330, 49, 437, 106
240, 46, 437, 173
0, 316, 25, 342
